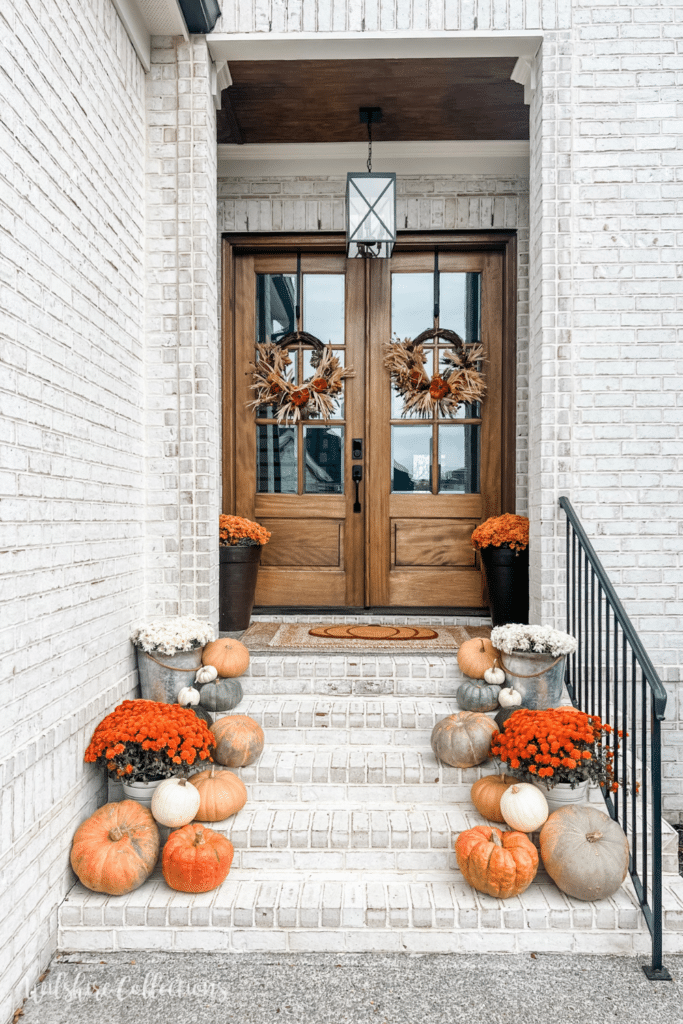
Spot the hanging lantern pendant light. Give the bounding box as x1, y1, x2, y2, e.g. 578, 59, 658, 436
346, 107, 397, 259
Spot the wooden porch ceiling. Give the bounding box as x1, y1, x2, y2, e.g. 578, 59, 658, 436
217, 58, 528, 145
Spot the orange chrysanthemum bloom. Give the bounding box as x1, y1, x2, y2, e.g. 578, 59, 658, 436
471, 514, 529, 552
219, 514, 271, 547
84, 699, 215, 782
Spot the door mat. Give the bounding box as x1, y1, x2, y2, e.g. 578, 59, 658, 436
240, 621, 491, 653
309, 625, 439, 640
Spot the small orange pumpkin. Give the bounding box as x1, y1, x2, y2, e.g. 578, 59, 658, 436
470, 773, 518, 823
457, 637, 502, 680
189, 766, 248, 822
70, 800, 159, 896
291, 388, 310, 407
162, 823, 234, 893
429, 376, 450, 400
202, 638, 250, 678
455, 824, 538, 898
211, 714, 264, 767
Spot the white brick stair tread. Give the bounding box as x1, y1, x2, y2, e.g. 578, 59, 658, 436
58, 871, 683, 954
233, 697, 459, 730
241, 654, 469, 697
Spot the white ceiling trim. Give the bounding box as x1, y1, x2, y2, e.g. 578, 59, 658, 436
217, 141, 530, 179
218, 141, 530, 162
208, 31, 544, 63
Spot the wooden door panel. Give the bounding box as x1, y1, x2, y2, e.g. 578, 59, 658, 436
368, 250, 504, 607
393, 519, 478, 567
234, 252, 365, 608
259, 520, 343, 568
255, 569, 347, 606
387, 569, 483, 607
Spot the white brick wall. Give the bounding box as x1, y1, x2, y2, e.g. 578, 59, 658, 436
0, 2, 146, 1020
218, 172, 530, 514
566, 1, 683, 817
214, 0, 573, 32
145, 38, 220, 623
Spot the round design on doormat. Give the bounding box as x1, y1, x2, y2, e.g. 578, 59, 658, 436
309, 625, 439, 641
384, 328, 486, 418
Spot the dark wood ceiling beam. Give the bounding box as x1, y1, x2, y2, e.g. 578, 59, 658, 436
217, 58, 528, 144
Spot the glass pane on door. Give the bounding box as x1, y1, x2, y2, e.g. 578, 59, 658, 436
254, 273, 347, 495
389, 270, 482, 495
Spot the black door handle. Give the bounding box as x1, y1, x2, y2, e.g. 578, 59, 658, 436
352, 465, 363, 513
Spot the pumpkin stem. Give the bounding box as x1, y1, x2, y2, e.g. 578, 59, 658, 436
178, 779, 187, 787
586, 830, 603, 844
108, 826, 125, 842
193, 829, 206, 847
491, 831, 503, 847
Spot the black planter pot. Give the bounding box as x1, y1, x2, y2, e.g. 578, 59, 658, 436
219, 544, 262, 631
480, 545, 529, 627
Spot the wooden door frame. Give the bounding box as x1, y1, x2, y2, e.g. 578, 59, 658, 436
221, 229, 518, 541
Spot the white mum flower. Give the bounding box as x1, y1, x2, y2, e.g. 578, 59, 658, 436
490, 623, 577, 657
130, 616, 215, 655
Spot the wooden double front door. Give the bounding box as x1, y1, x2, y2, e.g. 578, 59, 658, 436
223, 234, 515, 609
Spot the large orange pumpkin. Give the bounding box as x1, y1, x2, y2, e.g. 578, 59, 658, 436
211, 714, 264, 767
470, 773, 518, 823
189, 766, 248, 822
70, 800, 159, 896
455, 824, 538, 898
202, 638, 250, 678
162, 823, 234, 893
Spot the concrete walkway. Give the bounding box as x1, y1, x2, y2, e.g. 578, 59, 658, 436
18, 952, 683, 1024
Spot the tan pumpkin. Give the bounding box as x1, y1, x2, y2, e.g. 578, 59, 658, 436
211, 714, 264, 767
150, 777, 201, 828
539, 805, 629, 901
455, 825, 538, 899
499, 783, 549, 833
189, 766, 248, 822
430, 712, 497, 768
470, 773, 518, 823
70, 800, 159, 896
457, 637, 502, 680
202, 638, 250, 678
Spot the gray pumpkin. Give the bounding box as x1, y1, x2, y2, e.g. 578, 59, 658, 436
198, 677, 244, 713
456, 678, 500, 713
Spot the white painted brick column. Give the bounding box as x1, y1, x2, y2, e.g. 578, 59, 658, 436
527, 33, 574, 628
145, 36, 220, 623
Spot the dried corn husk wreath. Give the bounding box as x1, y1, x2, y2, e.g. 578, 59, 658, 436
384, 328, 486, 418
247, 331, 355, 424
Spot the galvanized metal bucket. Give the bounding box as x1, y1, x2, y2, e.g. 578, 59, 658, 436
135, 646, 203, 703
500, 651, 567, 710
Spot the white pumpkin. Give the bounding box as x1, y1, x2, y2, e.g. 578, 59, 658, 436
498, 686, 522, 708
195, 665, 218, 685
177, 686, 201, 707
500, 783, 549, 833
151, 777, 201, 828
484, 659, 506, 687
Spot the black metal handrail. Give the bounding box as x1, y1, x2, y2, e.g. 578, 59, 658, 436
559, 497, 670, 980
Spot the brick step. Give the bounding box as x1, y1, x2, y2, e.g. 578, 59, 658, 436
229, 696, 461, 731
240, 654, 468, 698
58, 870, 683, 955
